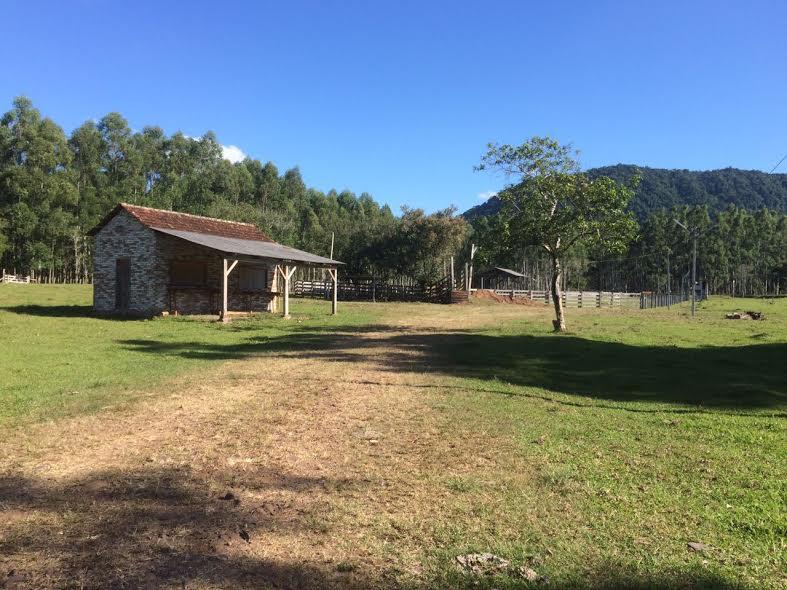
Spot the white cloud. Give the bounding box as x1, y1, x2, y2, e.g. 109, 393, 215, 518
477, 190, 498, 201
183, 135, 247, 164
221, 144, 246, 163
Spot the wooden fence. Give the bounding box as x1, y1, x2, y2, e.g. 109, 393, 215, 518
492, 289, 688, 309
0, 271, 35, 284
294, 276, 451, 304
639, 292, 689, 309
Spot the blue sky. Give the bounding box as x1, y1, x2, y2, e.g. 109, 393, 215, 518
3, 1, 786, 213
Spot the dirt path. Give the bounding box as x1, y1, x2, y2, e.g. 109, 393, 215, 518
0, 311, 520, 589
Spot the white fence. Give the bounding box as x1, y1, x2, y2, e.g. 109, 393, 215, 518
492, 289, 643, 308
0, 270, 34, 284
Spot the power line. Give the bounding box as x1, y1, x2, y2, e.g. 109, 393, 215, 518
769, 154, 787, 174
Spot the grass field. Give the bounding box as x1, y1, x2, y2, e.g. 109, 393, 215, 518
0, 284, 785, 589
0, 284, 376, 423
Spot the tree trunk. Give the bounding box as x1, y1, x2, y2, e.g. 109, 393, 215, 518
550, 255, 566, 332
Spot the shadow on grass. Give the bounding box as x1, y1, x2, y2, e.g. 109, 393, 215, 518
437, 565, 758, 590
2, 304, 94, 318
0, 466, 759, 590
0, 303, 147, 320
118, 325, 786, 411
0, 466, 378, 589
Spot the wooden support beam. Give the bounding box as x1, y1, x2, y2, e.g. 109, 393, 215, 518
221, 258, 228, 322
280, 264, 296, 318
328, 267, 338, 315
221, 257, 239, 322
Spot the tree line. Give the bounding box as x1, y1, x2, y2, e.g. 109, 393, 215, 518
464, 164, 787, 222
470, 203, 786, 296
2, 97, 784, 297
0, 97, 467, 284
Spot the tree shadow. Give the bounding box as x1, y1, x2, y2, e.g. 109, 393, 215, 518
0, 466, 378, 589
0, 467, 761, 589
439, 563, 759, 590
117, 327, 787, 411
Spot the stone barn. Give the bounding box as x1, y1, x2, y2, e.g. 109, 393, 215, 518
88, 203, 341, 320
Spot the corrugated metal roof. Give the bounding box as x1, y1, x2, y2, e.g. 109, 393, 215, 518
154, 227, 342, 266
491, 267, 525, 277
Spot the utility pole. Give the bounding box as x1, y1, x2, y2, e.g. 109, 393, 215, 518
691, 233, 697, 317
674, 219, 698, 318
666, 251, 671, 308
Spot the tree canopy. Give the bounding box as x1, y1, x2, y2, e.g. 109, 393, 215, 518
464, 164, 787, 221
0, 97, 468, 284
477, 137, 638, 330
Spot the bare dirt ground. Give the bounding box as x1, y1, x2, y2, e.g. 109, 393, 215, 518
472, 289, 548, 306
0, 305, 538, 589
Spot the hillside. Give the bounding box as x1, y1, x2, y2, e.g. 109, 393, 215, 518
463, 165, 787, 220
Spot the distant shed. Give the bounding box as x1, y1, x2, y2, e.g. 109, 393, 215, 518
88, 203, 342, 320
475, 267, 526, 290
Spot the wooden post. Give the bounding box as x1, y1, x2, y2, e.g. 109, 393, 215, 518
283, 265, 291, 318
328, 267, 338, 315
221, 258, 239, 322
469, 243, 478, 291
450, 256, 455, 290
222, 258, 228, 321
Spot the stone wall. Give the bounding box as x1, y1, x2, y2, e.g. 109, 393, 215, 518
93, 210, 159, 315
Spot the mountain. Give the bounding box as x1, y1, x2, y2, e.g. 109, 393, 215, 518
463, 165, 787, 220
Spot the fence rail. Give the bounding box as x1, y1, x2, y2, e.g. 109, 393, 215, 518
639, 292, 689, 309
0, 271, 35, 284
492, 289, 688, 309
293, 275, 689, 310
294, 276, 450, 304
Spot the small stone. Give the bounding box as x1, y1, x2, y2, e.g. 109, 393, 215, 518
519, 566, 540, 581
455, 553, 510, 575
688, 541, 710, 552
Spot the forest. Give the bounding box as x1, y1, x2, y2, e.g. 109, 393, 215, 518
471, 203, 786, 296
0, 97, 466, 284
468, 164, 786, 297
1, 96, 784, 295
464, 164, 787, 221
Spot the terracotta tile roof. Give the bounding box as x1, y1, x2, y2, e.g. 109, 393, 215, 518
89, 203, 273, 242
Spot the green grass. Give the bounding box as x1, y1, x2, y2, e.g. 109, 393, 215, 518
1, 284, 785, 588
418, 298, 786, 589
0, 283, 375, 423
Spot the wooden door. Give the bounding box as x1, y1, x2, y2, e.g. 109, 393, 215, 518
115, 258, 130, 311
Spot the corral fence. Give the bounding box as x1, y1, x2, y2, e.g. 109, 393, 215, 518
294, 275, 451, 304
639, 292, 689, 309
0, 270, 36, 284
492, 289, 689, 309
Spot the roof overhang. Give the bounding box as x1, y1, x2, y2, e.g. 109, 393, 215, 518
153, 227, 343, 267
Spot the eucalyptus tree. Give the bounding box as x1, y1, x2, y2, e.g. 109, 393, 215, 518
477, 136, 637, 331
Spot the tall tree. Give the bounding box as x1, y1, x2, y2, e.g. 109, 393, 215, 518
477, 137, 637, 331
